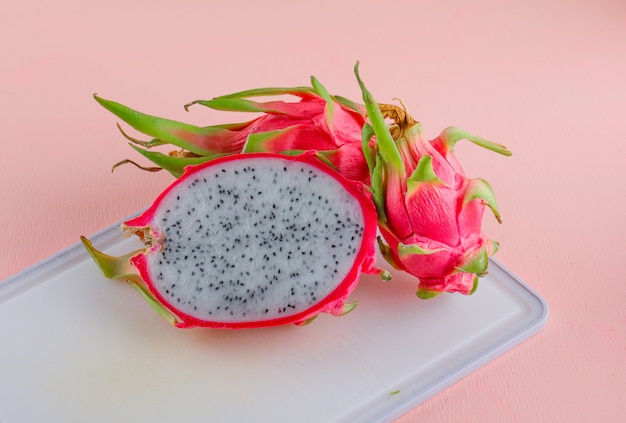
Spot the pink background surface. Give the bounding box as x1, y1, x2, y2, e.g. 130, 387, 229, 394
1, 0, 624, 421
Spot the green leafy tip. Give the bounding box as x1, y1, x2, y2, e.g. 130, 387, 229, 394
93, 94, 227, 156
488, 239, 500, 256
456, 246, 489, 275
340, 301, 358, 316
116, 122, 167, 148
310, 76, 334, 128
406, 155, 443, 194
80, 236, 140, 279
360, 123, 377, 177
379, 269, 393, 282
242, 129, 286, 153
211, 86, 314, 100
130, 283, 181, 326
370, 156, 387, 223
463, 178, 502, 223
397, 242, 444, 256
294, 315, 319, 327
469, 276, 480, 295
81, 236, 182, 326
184, 98, 289, 114
354, 62, 404, 171
333, 95, 365, 115
124, 144, 222, 178
439, 127, 512, 156
377, 237, 402, 270
416, 287, 441, 299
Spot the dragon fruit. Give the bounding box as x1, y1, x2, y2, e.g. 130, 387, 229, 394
94, 76, 371, 183
355, 63, 512, 298
81, 152, 379, 329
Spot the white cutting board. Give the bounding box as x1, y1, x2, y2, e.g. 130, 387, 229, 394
0, 218, 547, 423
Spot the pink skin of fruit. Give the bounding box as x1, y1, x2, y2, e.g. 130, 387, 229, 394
82, 152, 379, 329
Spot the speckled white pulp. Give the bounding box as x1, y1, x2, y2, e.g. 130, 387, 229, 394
147, 157, 366, 322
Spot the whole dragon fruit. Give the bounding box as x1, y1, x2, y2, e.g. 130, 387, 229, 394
94, 76, 371, 183
81, 152, 379, 329
355, 63, 512, 298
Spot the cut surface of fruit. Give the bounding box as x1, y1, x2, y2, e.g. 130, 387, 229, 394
83, 152, 378, 329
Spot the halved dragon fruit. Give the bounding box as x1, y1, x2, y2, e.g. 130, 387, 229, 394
81, 152, 379, 329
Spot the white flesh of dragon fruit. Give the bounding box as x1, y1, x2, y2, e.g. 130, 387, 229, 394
148, 158, 367, 321
83, 152, 378, 329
